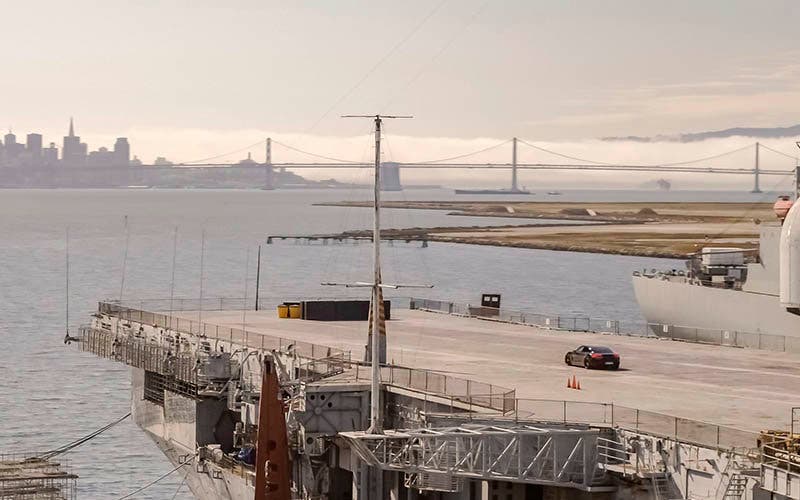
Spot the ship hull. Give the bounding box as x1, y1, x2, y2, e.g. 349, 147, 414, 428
130, 367, 252, 500
454, 189, 531, 195
632, 275, 800, 347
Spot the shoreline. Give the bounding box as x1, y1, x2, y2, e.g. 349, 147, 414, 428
313, 200, 768, 259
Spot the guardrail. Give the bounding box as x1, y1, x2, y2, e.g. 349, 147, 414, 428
409, 297, 633, 335
106, 297, 800, 356
99, 301, 350, 364
342, 363, 516, 414
97, 301, 514, 413
427, 398, 759, 452
649, 323, 800, 354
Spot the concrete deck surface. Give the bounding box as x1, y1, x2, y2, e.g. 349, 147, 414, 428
175, 308, 799, 432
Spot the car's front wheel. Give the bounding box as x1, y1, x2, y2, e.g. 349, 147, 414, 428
583, 357, 590, 369
564, 355, 571, 365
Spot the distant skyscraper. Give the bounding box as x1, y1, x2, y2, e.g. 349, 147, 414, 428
62, 117, 85, 166
87, 146, 114, 167
26, 133, 42, 158
4, 129, 20, 161
113, 138, 130, 166
43, 142, 58, 165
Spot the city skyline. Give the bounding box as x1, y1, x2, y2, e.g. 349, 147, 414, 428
0, 118, 134, 168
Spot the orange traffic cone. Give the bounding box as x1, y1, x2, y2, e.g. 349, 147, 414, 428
571, 375, 577, 389
576, 379, 581, 390
567, 377, 571, 389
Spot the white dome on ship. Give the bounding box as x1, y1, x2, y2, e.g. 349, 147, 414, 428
780, 200, 800, 311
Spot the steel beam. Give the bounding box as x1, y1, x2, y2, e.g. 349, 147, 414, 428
341, 424, 610, 491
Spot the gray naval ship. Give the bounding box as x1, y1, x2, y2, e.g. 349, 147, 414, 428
633, 190, 800, 345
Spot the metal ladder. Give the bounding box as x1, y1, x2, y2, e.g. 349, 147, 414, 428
722, 473, 748, 500
648, 448, 677, 500
651, 472, 674, 500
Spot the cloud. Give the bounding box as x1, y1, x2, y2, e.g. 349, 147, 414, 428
523, 52, 800, 136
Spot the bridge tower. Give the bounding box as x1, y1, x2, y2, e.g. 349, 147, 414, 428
752, 142, 762, 193
380, 162, 402, 191
263, 137, 275, 190
511, 137, 519, 192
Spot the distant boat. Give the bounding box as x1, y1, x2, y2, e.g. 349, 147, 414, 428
454, 188, 532, 195
547, 191, 562, 195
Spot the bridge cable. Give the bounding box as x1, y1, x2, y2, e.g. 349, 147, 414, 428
653, 143, 756, 167
269, 138, 364, 163
760, 143, 800, 162
181, 139, 267, 165
518, 139, 756, 169
410, 139, 512, 164
517, 139, 612, 165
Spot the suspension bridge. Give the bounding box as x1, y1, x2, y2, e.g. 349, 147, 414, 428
10, 137, 797, 192
141, 138, 798, 192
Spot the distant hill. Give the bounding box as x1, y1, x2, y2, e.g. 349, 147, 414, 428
602, 124, 800, 143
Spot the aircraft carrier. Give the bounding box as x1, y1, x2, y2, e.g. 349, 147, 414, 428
76, 295, 800, 500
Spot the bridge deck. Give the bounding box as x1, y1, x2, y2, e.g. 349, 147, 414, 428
173, 308, 799, 432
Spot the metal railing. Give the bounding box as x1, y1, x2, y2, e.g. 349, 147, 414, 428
762, 437, 800, 474
106, 296, 800, 356
408, 298, 632, 335
96, 301, 514, 413
99, 301, 351, 368
81, 327, 198, 390
341, 363, 516, 414
427, 398, 759, 452
650, 323, 800, 354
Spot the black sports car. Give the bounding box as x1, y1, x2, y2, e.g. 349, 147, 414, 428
564, 345, 620, 370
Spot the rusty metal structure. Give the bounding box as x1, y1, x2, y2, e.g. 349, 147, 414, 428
0, 455, 77, 500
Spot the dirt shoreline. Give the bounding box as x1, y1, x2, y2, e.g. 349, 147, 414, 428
315, 201, 770, 259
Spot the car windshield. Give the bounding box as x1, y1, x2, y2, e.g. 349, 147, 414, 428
589, 346, 614, 353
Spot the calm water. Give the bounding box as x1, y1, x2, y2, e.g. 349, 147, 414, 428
0, 188, 764, 498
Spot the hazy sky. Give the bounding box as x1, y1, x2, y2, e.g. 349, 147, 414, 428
2, 0, 799, 173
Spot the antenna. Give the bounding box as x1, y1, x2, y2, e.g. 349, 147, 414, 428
63, 227, 80, 344
334, 114, 426, 435
242, 247, 250, 334
198, 229, 206, 326
255, 244, 262, 311
65, 227, 69, 336
168, 226, 178, 330
119, 215, 130, 303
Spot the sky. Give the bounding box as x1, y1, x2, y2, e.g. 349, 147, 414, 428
2, 0, 800, 187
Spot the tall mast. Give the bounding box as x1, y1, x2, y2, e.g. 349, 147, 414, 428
65, 227, 69, 336
341, 114, 411, 434
511, 137, 518, 192
370, 116, 382, 433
